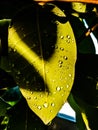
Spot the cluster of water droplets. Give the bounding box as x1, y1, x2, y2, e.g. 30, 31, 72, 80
36, 101, 55, 111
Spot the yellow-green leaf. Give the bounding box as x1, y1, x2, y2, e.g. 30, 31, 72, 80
8, 3, 77, 124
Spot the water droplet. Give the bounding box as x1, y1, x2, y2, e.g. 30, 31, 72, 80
60, 36, 64, 39
34, 96, 37, 100
63, 56, 68, 60
31, 91, 33, 94
58, 60, 63, 64
69, 74, 72, 77
59, 64, 62, 68
51, 103, 55, 107
40, 94, 43, 97
62, 94, 64, 97
27, 97, 31, 100
66, 35, 71, 39
52, 79, 55, 82
43, 102, 48, 108
58, 60, 63, 67
53, 92, 56, 94
56, 86, 61, 91
67, 40, 70, 43
60, 47, 64, 51
66, 85, 69, 88
37, 106, 42, 110
50, 110, 53, 113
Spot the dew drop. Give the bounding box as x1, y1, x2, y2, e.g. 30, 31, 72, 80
69, 74, 72, 77
31, 91, 33, 94
56, 86, 61, 91
60, 36, 64, 39
50, 110, 52, 112
37, 106, 42, 110
67, 40, 70, 43
66, 35, 71, 39
53, 92, 56, 94
52, 79, 55, 82
60, 47, 64, 51
27, 97, 31, 100
63, 56, 68, 60
40, 94, 43, 97
59, 64, 62, 68
51, 103, 55, 107
58, 60, 63, 64
34, 96, 37, 100
43, 102, 48, 108
66, 85, 69, 88
62, 94, 64, 97
58, 60, 63, 67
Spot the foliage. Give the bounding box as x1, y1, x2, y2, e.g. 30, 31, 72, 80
0, 1, 98, 130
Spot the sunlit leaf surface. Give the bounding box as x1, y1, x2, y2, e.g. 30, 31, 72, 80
8, 3, 76, 124
34, 0, 98, 4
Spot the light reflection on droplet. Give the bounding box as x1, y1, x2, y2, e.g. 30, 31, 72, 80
51, 103, 55, 107
40, 94, 43, 97
27, 97, 31, 100
43, 102, 48, 108
58, 60, 63, 64
50, 110, 53, 113
62, 94, 64, 97
69, 74, 72, 77
56, 86, 61, 91
34, 96, 37, 100
31, 91, 33, 94
60, 47, 64, 51
63, 56, 68, 60
37, 106, 42, 110
66, 85, 69, 88
66, 35, 71, 39
52, 79, 55, 82
67, 40, 70, 43
60, 36, 64, 39
59, 64, 62, 68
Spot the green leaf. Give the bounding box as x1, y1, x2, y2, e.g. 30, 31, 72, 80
68, 94, 87, 130
0, 97, 10, 116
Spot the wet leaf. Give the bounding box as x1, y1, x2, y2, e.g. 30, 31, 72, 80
8, 3, 76, 124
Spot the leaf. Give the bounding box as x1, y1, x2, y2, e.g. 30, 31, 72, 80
0, 97, 10, 116
34, 0, 98, 4
68, 94, 88, 130
8, 3, 76, 124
